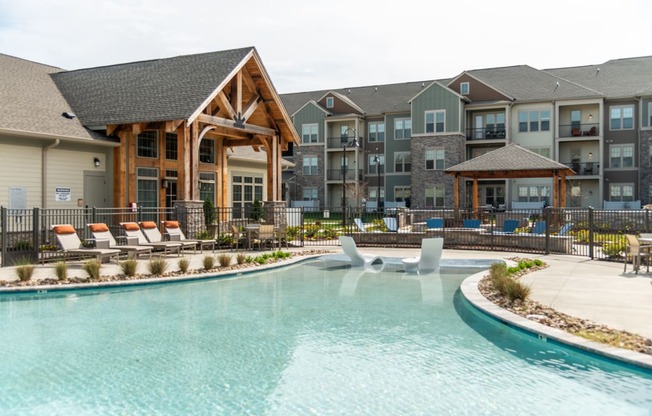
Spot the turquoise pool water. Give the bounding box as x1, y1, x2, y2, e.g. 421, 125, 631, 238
0, 258, 651, 415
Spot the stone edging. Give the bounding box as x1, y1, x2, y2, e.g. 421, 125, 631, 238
460, 271, 652, 371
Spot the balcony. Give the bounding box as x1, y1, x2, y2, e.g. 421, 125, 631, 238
466, 127, 507, 141
562, 161, 599, 176
327, 169, 363, 181
327, 137, 362, 149
559, 123, 600, 138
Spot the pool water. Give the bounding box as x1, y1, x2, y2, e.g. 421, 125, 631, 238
0, 258, 651, 415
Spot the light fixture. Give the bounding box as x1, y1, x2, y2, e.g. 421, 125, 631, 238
161, 178, 169, 189
588, 114, 593, 121
93, 157, 100, 167
588, 152, 593, 160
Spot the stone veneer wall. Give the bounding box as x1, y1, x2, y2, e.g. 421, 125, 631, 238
640, 130, 652, 205
294, 146, 325, 208
410, 134, 466, 208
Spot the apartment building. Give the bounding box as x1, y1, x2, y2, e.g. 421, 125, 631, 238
281, 56, 652, 210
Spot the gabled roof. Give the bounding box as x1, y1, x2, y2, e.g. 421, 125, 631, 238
446, 144, 573, 177
291, 100, 331, 118
318, 90, 365, 115
408, 80, 468, 103
545, 55, 652, 99
52, 47, 255, 126
0, 53, 115, 144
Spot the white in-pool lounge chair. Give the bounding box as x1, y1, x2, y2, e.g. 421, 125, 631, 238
401, 238, 443, 274
87, 223, 153, 259
51, 224, 121, 263
338, 236, 384, 268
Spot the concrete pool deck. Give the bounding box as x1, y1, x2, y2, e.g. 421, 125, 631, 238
1, 246, 651, 347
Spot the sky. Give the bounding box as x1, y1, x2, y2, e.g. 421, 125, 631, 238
1, 0, 650, 94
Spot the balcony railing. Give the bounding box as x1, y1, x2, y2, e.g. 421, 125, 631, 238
326, 137, 362, 149
466, 127, 507, 140
562, 161, 599, 176
559, 123, 600, 138
327, 169, 363, 181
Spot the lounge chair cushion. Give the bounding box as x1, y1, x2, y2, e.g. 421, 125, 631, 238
53, 224, 76, 235
89, 223, 110, 233
140, 221, 158, 229
122, 222, 141, 231
163, 220, 180, 229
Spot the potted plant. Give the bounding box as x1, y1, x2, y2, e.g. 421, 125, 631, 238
250, 199, 263, 222
203, 198, 218, 238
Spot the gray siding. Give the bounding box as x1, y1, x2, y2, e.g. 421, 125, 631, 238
411, 83, 461, 135
292, 103, 327, 144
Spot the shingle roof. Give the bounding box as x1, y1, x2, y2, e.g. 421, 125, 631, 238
0, 53, 111, 142
545, 55, 652, 99
464, 65, 602, 102
52, 47, 254, 126
446, 143, 571, 174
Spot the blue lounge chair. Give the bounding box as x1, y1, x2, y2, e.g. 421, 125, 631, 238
463, 219, 481, 228
426, 218, 444, 229
532, 221, 546, 235
353, 218, 366, 232
383, 217, 398, 232
502, 219, 519, 234
558, 223, 573, 236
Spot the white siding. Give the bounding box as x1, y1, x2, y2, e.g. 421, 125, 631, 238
48, 148, 106, 209
0, 142, 42, 207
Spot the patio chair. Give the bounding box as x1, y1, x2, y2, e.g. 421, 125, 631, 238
463, 219, 481, 228
140, 221, 197, 254
558, 223, 573, 236
624, 234, 651, 274
277, 223, 289, 249
230, 225, 245, 251
51, 224, 120, 264
383, 217, 398, 232
87, 223, 153, 259
338, 236, 384, 268
401, 238, 443, 274
251, 224, 276, 250
426, 218, 444, 229
353, 218, 367, 232
532, 221, 546, 235
119, 222, 182, 256
162, 221, 214, 252
502, 219, 519, 234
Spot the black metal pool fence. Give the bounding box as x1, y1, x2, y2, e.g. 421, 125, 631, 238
1, 205, 648, 266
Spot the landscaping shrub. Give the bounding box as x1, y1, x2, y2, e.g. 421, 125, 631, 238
504, 279, 531, 303
304, 224, 320, 239
236, 253, 247, 265
14, 258, 35, 282
203, 255, 215, 270
54, 261, 68, 280
148, 258, 168, 276
178, 258, 190, 273
120, 258, 138, 277
602, 240, 627, 258
245, 256, 254, 264
217, 254, 231, 267
287, 226, 300, 239
82, 259, 102, 280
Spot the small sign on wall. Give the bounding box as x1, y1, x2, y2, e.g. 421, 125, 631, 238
55, 187, 72, 202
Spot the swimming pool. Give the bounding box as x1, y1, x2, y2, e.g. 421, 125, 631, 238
0, 257, 650, 415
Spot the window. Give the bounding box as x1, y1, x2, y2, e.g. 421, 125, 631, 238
326, 97, 334, 108
460, 82, 469, 95
302, 156, 318, 175
610, 144, 634, 168
394, 152, 411, 172
518, 110, 550, 132
610, 184, 634, 201
394, 118, 411, 139
369, 188, 385, 202
137, 131, 158, 158
571, 110, 581, 130
425, 185, 445, 207
425, 149, 445, 170
137, 167, 158, 220
368, 155, 384, 174
232, 175, 264, 215
302, 187, 318, 201
199, 139, 215, 164
517, 185, 550, 203
368, 122, 385, 142
164, 169, 178, 209
394, 186, 411, 207
165, 133, 178, 160
425, 110, 445, 133
302, 124, 319, 143
199, 172, 215, 203
610, 105, 634, 130
645, 101, 652, 128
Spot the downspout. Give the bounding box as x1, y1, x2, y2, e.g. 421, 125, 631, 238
42, 139, 60, 208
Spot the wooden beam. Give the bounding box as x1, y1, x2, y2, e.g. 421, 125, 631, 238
560, 174, 567, 207
182, 123, 191, 200
107, 124, 120, 136
241, 94, 261, 122
113, 131, 128, 207
453, 174, 459, 210
191, 120, 199, 200
241, 66, 258, 95
472, 178, 479, 212
196, 113, 277, 136
128, 132, 137, 205
236, 71, 243, 116
165, 120, 184, 133
216, 91, 236, 120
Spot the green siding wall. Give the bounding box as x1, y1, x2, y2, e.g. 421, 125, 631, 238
292, 103, 326, 142
385, 175, 411, 202
411, 83, 461, 135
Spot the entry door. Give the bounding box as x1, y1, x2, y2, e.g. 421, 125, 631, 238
84, 171, 106, 208
475, 115, 483, 139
